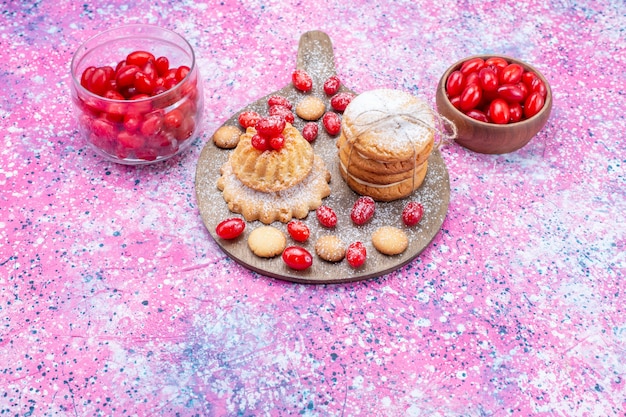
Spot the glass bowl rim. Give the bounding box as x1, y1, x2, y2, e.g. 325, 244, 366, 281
70, 24, 198, 104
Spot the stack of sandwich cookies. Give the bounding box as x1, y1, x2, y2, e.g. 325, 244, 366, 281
337, 89, 436, 202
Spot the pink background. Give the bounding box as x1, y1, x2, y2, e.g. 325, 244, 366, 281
1, 0, 625, 415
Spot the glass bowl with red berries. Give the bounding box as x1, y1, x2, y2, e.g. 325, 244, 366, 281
70, 24, 204, 164
436, 54, 552, 154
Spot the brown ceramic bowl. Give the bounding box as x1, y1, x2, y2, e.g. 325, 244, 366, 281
436, 54, 552, 154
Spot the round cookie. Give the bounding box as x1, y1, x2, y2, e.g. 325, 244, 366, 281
371, 226, 409, 255
315, 235, 346, 262
212, 125, 243, 149
296, 96, 326, 121
340, 89, 435, 162
247, 226, 287, 258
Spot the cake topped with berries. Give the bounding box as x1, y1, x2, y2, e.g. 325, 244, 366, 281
230, 122, 314, 193
217, 116, 331, 224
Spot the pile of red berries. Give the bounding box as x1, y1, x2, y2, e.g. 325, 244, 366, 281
80, 50, 190, 98
445, 57, 547, 124
251, 116, 288, 151
238, 98, 295, 150
74, 50, 200, 162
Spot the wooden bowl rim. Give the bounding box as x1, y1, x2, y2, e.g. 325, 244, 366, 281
437, 54, 553, 130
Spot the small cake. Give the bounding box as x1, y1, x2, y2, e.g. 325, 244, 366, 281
337, 89, 436, 201
229, 124, 314, 193
217, 123, 331, 224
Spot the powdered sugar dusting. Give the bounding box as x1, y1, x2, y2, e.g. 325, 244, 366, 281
219, 155, 330, 223
343, 89, 435, 152
297, 38, 336, 84
194, 32, 450, 283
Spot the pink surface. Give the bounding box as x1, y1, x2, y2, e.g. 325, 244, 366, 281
1, 1, 625, 416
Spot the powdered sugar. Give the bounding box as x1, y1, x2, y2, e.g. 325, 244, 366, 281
218, 155, 331, 224
343, 89, 435, 152
194, 32, 451, 283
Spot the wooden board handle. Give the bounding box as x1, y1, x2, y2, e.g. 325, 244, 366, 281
296, 30, 336, 84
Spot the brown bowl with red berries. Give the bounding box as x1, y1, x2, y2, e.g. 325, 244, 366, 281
70, 24, 204, 165
436, 54, 552, 154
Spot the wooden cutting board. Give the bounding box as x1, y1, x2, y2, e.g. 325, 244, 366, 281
195, 30, 450, 284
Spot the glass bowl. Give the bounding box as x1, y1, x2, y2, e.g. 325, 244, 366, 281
70, 24, 204, 165
436, 54, 552, 154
